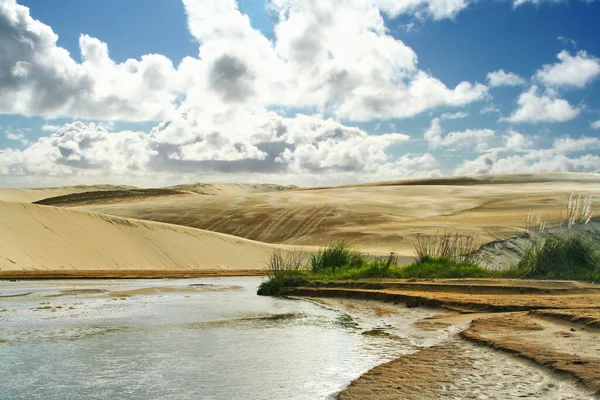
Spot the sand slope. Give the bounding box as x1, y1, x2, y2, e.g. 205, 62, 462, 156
167, 183, 295, 196
0, 201, 287, 271
71, 173, 600, 254
0, 185, 135, 203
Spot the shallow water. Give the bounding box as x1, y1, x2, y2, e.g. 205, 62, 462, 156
0, 277, 421, 400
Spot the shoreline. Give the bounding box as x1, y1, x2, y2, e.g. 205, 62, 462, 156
281, 281, 600, 398
0, 269, 267, 280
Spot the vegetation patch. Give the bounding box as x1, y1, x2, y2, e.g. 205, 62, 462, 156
258, 223, 600, 296
518, 230, 600, 282
257, 241, 507, 296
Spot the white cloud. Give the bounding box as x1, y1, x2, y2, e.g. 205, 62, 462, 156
535, 50, 600, 88
440, 111, 469, 119
486, 69, 526, 87
503, 86, 580, 123
6, 132, 25, 141
557, 36, 577, 48
375, 0, 472, 20
592, 120, 600, 129
515, 0, 597, 7
0, 1, 181, 121
41, 124, 61, 132
502, 129, 533, 152
455, 132, 600, 176
514, 0, 561, 6
0, 0, 487, 126
481, 104, 500, 114
456, 151, 600, 175
424, 118, 496, 151
3, 0, 490, 185
0, 112, 415, 185
552, 136, 600, 153
2, 0, 599, 186
4, 130, 29, 146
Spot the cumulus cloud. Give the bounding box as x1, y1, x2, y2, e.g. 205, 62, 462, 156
592, 120, 600, 129
456, 133, 600, 175
456, 151, 600, 175
2, 0, 598, 185
0, 112, 415, 185
487, 70, 526, 87
502, 129, 533, 152
503, 86, 580, 123
535, 50, 600, 88
424, 118, 496, 151
0, 1, 180, 121
552, 136, 600, 153
0, 0, 487, 126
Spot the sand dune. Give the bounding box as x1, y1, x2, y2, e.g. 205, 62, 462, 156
70, 173, 600, 254
0, 201, 289, 271
1, 183, 294, 204
2, 173, 598, 274
0, 184, 135, 203
33, 188, 187, 206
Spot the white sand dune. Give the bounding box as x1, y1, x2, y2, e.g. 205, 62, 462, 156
0, 201, 287, 271
71, 173, 600, 255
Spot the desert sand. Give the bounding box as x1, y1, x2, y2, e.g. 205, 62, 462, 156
0, 201, 294, 273
46, 173, 600, 255
0, 184, 135, 203
1, 172, 598, 275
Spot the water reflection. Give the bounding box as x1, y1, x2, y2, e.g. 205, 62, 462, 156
0, 277, 418, 400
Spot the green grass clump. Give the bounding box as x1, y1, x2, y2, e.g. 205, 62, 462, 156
399, 256, 492, 279
312, 262, 402, 281
258, 242, 502, 295
257, 270, 308, 296
310, 242, 360, 273
258, 227, 600, 296
517, 231, 600, 282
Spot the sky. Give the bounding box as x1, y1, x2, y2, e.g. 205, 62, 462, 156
1, 0, 599, 188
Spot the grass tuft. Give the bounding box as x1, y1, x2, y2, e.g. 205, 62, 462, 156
310, 242, 360, 273
517, 229, 600, 282
413, 231, 482, 264
257, 249, 308, 296
401, 256, 492, 279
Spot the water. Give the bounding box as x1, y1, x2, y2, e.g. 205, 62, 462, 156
0, 277, 420, 400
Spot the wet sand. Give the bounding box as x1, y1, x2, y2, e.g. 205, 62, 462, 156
288, 280, 600, 398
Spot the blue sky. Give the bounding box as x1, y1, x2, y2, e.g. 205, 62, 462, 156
1, 0, 599, 187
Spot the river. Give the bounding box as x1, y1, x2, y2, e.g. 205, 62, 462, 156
0, 277, 427, 399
